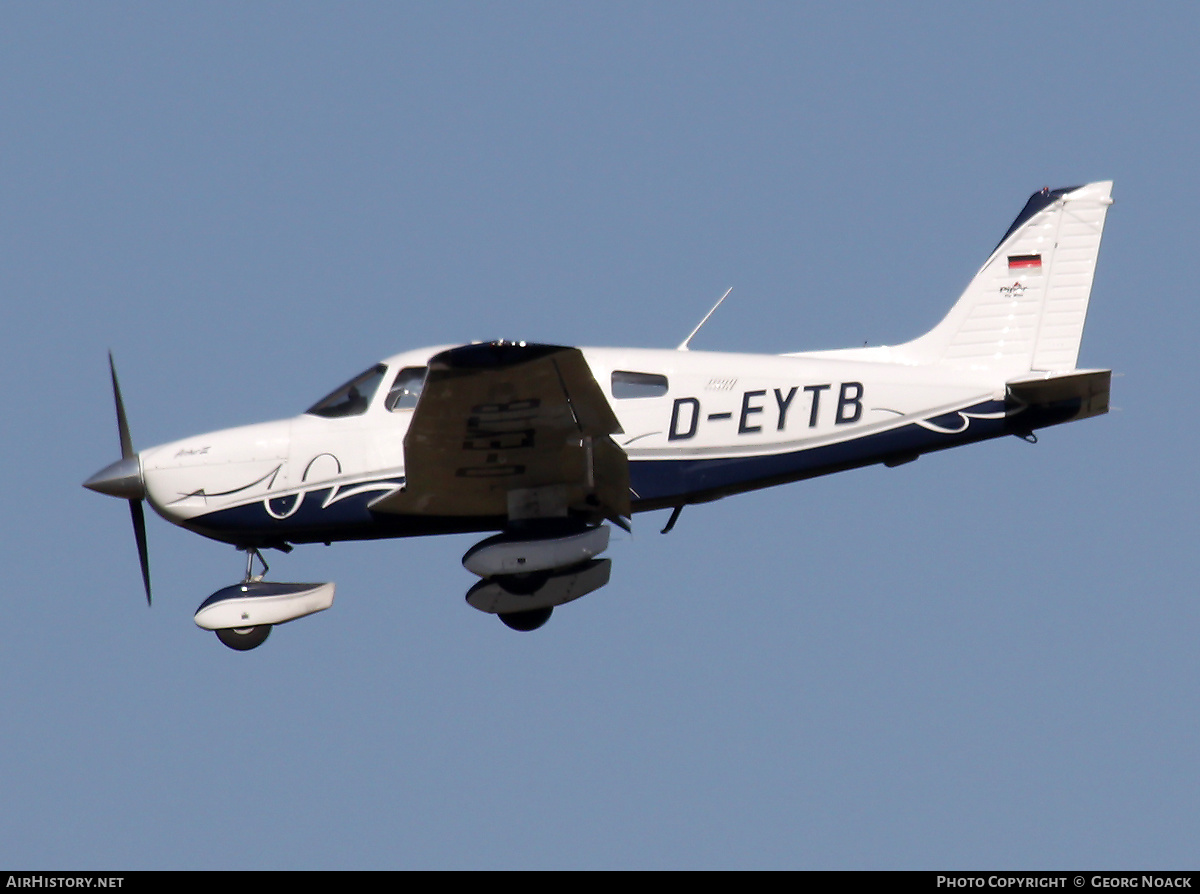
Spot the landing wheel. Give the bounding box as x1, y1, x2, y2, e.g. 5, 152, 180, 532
495, 571, 550, 596
216, 625, 272, 651
498, 607, 553, 631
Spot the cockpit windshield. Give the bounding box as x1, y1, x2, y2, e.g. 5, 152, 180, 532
306, 364, 387, 418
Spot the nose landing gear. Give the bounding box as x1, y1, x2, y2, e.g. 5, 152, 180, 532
194, 548, 335, 651
215, 624, 272, 651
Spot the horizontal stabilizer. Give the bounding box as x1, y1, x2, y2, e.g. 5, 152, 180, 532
1007, 368, 1110, 423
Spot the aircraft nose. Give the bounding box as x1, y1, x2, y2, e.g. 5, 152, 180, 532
83, 456, 146, 500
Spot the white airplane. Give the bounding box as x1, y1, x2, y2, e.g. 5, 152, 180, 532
85, 181, 1114, 650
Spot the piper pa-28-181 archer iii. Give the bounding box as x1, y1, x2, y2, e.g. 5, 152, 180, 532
85, 181, 1114, 650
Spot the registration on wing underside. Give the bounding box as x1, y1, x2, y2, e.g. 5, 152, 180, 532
370, 342, 630, 524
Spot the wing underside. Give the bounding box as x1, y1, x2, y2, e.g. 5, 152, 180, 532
370, 342, 630, 527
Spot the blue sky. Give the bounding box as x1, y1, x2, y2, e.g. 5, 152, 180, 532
2, 2, 1196, 868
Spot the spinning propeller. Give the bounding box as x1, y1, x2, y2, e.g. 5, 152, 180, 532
83, 353, 152, 604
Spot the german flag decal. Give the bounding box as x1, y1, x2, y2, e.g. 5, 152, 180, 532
1008, 253, 1042, 271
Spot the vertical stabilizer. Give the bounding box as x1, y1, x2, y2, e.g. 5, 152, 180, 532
898, 181, 1113, 374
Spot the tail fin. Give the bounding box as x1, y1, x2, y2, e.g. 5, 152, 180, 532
899, 181, 1113, 374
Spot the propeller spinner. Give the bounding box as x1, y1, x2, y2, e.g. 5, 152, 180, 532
83, 353, 152, 604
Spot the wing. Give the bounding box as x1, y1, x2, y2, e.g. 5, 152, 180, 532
371, 342, 630, 527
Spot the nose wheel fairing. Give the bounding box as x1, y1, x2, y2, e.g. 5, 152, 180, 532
194, 581, 336, 632
194, 546, 336, 651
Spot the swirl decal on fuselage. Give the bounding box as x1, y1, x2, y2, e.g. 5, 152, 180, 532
873, 403, 1009, 436
913, 408, 1008, 434
265, 452, 403, 520
264, 479, 405, 520
265, 491, 303, 519
191, 474, 408, 543
168, 464, 282, 505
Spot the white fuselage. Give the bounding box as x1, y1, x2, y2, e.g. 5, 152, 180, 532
137, 344, 1008, 547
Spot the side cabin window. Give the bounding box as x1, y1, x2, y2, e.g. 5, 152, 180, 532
611, 370, 668, 399
306, 364, 387, 418
386, 366, 428, 411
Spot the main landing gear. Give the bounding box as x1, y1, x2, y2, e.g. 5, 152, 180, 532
498, 607, 554, 632
462, 524, 615, 631
193, 548, 335, 651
